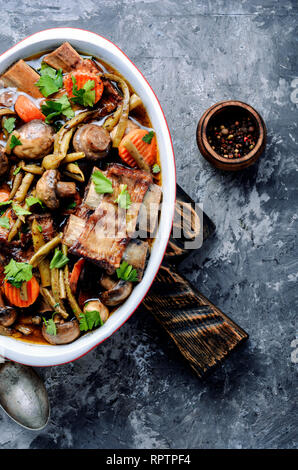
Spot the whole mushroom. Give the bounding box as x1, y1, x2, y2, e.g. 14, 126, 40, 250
73, 124, 111, 160
42, 319, 80, 345
36, 169, 77, 210
84, 299, 109, 324
11, 119, 54, 160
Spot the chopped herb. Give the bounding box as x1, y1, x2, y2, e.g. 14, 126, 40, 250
13, 167, 22, 176
0, 200, 12, 208
142, 130, 155, 144
53, 302, 60, 309
4, 117, 16, 134
66, 201, 77, 210
79, 310, 103, 332
71, 75, 96, 107
0, 200, 12, 216
0, 216, 10, 230
116, 261, 139, 282
152, 164, 161, 174
37, 224, 43, 233
41, 95, 74, 123
91, 170, 113, 194
10, 135, 22, 149
25, 196, 44, 208
4, 259, 33, 289
114, 184, 131, 209
43, 316, 57, 336
12, 203, 31, 218
50, 249, 69, 269
36, 64, 63, 97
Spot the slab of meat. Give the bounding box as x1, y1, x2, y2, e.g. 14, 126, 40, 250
67, 164, 152, 273
1, 60, 43, 99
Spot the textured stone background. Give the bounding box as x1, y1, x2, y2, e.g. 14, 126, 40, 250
0, 0, 297, 449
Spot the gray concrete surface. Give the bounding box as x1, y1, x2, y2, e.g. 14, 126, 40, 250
0, 0, 297, 449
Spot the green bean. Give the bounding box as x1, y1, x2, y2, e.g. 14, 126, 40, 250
40, 287, 69, 319
59, 269, 66, 299
62, 244, 83, 320
14, 173, 34, 203
63, 163, 85, 182
51, 268, 60, 304
63, 152, 85, 164
129, 93, 142, 111
42, 153, 65, 170
23, 164, 44, 175
29, 234, 62, 267
101, 73, 130, 146
31, 219, 51, 287
9, 165, 24, 199
7, 218, 22, 242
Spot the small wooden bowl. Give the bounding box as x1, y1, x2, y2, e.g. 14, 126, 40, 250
196, 100, 266, 171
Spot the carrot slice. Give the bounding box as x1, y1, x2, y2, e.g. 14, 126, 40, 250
69, 258, 85, 294
64, 71, 103, 104
0, 187, 10, 203
118, 129, 157, 168
3, 276, 40, 308
15, 95, 45, 122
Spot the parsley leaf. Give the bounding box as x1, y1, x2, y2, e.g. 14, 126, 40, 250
66, 201, 77, 210
25, 196, 44, 208
41, 95, 74, 123
12, 203, 31, 218
71, 76, 96, 107
0, 216, 10, 230
79, 310, 103, 332
50, 249, 69, 269
4, 259, 33, 288
91, 170, 113, 194
4, 117, 16, 134
10, 135, 22, 149
13, 167, 22, 176
152, 163, 161, 174
0, 200, 12, 208
37, 224, 43, 233
142, 130, 155, 144
43, 317, 57, 336
114, 184, 131, 209
116, 261, 139, 282
36, 64, 63, 98
0, 200, 12, 216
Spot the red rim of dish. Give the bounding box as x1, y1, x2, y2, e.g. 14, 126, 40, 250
0, 28, 177, 367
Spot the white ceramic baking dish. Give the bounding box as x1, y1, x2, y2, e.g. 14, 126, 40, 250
0, 28, 176, 366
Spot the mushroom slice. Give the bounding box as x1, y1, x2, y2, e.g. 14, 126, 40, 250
0, 307, 17, 327
42, 320, 80, 345
100, 279, 133, 306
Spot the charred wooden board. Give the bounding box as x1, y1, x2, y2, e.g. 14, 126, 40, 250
143, 264, 248, 378
164, 184, 215, 261
142, 184, 248, 379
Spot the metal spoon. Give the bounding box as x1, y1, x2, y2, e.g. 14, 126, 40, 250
0, 361, 49, 430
